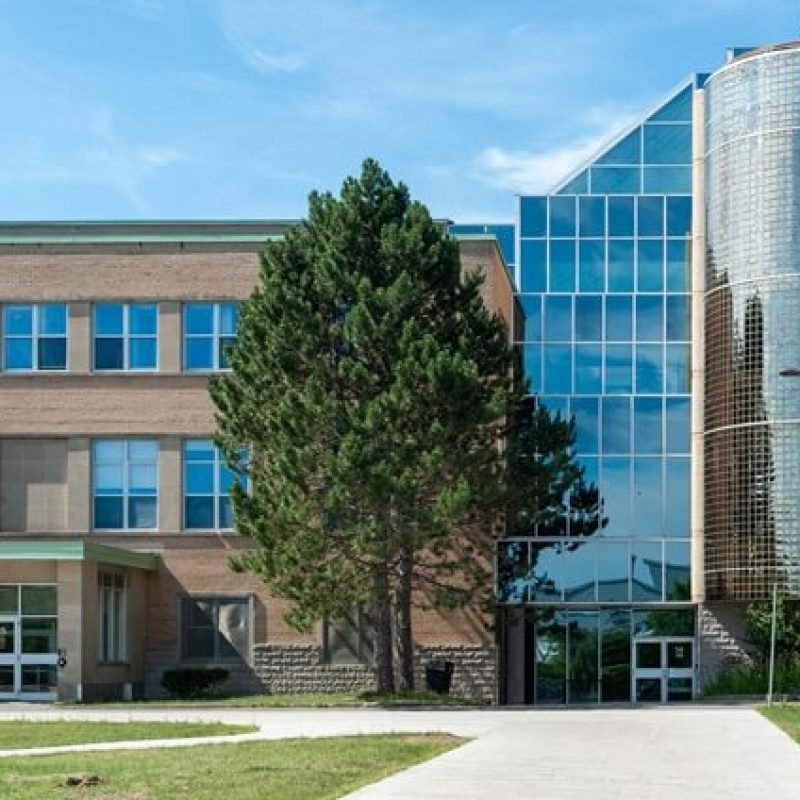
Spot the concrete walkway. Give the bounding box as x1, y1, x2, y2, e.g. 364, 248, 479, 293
0, 705, 797, 798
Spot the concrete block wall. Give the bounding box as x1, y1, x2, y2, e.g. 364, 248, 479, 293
697, 602, 753, 691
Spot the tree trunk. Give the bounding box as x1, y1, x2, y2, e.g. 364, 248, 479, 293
396, 547, 415, 691
372, 565, 395, 695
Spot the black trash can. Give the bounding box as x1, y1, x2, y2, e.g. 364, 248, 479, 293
425, 660, 454, 695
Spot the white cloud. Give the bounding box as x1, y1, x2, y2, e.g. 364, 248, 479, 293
138, 146, 186, 168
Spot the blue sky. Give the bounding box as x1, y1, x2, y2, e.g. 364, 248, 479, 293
1, 0, 797, 222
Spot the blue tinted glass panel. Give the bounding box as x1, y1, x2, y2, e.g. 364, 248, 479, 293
596, 129, 641, 165
220, 464, 237, 494
642, 124, 691, 165
94, 497, 123, 529
549, 196, 576, 236
665, 459, 690, 537
129, 304, 157, 335
39, 305, 67, 335
579, 240, 604, 292
634, 397, 662, 454
597, 541, 630, 601
635, 345, 663, 394
579, 196, 605, 236
665, 398, 690, 454
563, 542, 596, 602
575, 296, 602, 341
128, 496, 156, 529
605, 296, 632, 341
5, 339, 32, 370
518, 296, 541, 342
667, 197, 692, 236
539, 396, 568, 417
608, 197, 634, 236
643, 167, 692, 194
636, 296, 664, 341
647, 85, 692, 122
607, 241, 634, 292
130, 337, 157, 369
600, 457, 631, 537
219, 496, 234, 529
186, 462, 214, 494
4, 306, 32, 336
220, 304, 238, 336
637, 196, 664, 236
602, 397, 630, 454
129, 440, 157, 462
637, 240, 664, 292
633, 460, 663, 537
549, 240, 575, 292
523, 345, 541, 393
573, 397, 599, 454
185, 439, 216, 461
185, 497, 214, 529
605, 345, 633, 393
129, 464, 158, 494
94, 464, 123, 493
665, 541, 691, 599
557, 171, 589, 195
666, 296, 690, 341
94, 338, 123, 370
544, 296, 572, 341
94, 440, 124, 462
666, 239, 690, 292
575, 346, 602, 394
531, 542, 563, 601
520, 197, 547, 237
38, 338, 67, 370
665, 344, 691, 393
544, 345, 572, 394
185, 304, 214, 335
521, 240, 547, 292
95, 304, 124, 336
185, 337, 213, 370
631, 540, 663, 600
590, 167, 640, 194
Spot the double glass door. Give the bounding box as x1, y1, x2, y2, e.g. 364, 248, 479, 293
633, 638, 694, 703
0, 616, 58, 700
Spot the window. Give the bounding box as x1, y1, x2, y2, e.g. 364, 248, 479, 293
94, 303, 157, 370
184, 440, 244, 530
98, 573, 128, 663
93, 440, 158, 530
183, 303, 239, 371
181, 596, 249, 661
3, 304, 67, 371
323, 609, 374, 666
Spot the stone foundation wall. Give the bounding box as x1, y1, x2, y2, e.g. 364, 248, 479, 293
697, 602, 753, 690
414, 646, 496, 703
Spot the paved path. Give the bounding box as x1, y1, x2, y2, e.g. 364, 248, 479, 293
0, 705, 797, 798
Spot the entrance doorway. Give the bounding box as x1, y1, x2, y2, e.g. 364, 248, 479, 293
632, 638, 694, 702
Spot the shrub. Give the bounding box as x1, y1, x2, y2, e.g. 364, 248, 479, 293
703, 660, 800, 697
161, 667, 230, 698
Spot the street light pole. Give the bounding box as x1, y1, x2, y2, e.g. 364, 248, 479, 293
767, 582, 778, 706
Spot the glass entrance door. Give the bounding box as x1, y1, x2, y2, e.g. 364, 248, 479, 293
0, 613, 58, 700
0, 617, 19, 698
633, 638, 694, 702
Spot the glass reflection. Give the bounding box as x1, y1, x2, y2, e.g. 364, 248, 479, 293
530, 542, 563, 601
575, 346, 602, 394
633, 458, 663, 535
631, 541, 663, 601
600, 458, 631, 537
637, 240, 664, 292
608, 197, 634, 236
579, 197, 605, 237
563, 542, 596, 601
575, 296, 602, 341
605, 295, 632, 341
634, 397, 662, 455
600, 609, 631, 702
550, 240, 576, 292
544, 295, 572, 341
607, 241, 635, 292
549, 196, 576, 237
572, 397, 599, 453
597, 540, 630, 600
665, 458, 690, 535
606, 345, 633, 393
568, 612, 599, 702
521, 240, 546, 292
665, 541, 691, 600
602, 397, 631, 454
634, 609, 694, 637
535, 610, 567, 704
544, 345, 572, 394
579, 241, 604, 292
637, 196, 664, 236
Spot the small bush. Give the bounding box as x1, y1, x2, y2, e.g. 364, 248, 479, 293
161, 668, 230, 698
704, 660, 800, 696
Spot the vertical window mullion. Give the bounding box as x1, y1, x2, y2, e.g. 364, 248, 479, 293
214, 447, 220, 530
213, 304, 220, 370
31, 306, 38, 370
123, 305, 129, 371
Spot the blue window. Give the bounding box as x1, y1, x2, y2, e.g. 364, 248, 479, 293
637, 196, 664, 236
597, 540, 630, 600
648, 85, 692, 123
666, 296, 690, 341
575, 346, 602, 394
544, 345, 572, 394
524, 345, 542, 393
643, 167, 692, 194
579, 196, 605, 237
635, 345, 663, 394
184, 303, 239, 371
93, 440, 158, 530
608, 197, 635, 236
3, 304, 67, 371
605, 345, 633, 393
557, 171, 589, 195
520, 197, 547, 237
549, 196, 576, 237
636, 296, 664, 341
590, 167, 640, 194
184, 440, 245, 530
607, 240, 635, 292
596, 130, 641, 166
521, 240, 547, 292
665, 541, 690, 598
517, 296, 541, 342
634, 397, 662, 454
539, 395, 568, 418
94, 303, 157, 371
665, 459, 690, 536
642, 124, 691, 165
602, 397, 630, 453
631, 540, 663, 598
665, 398, 690, 453
632, 463, 663, 539
666, 239, 690, 292
665, 344, 691, 393
572, 397, 599, 454
667, 197, 692, 236
600, 458, 631, 538
575, 296, 602, 341
549, 240, 575, 292
578, 240, 604, 292
605, 296, 632, 341
544, 296, 572, 341
637, 240, 664, 292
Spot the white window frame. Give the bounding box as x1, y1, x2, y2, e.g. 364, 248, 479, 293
93, 303, 159, 372
2, 304, 69, 372
182, 439, 238, 532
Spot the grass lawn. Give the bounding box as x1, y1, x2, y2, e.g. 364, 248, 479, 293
0, 721, 256, 750
0, 733, 464, 799
77, 689, 479, 708
761, 703, 800, 744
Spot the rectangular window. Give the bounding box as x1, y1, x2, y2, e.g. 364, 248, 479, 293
94, 303, 157, 371
184, 303, 239, 371
323, 609, 374, 666
184, 440, 244, 530
93, 440, 158, 530
181, 596, 249, 661
98, 572, 128, 663
3, 304, 68, 371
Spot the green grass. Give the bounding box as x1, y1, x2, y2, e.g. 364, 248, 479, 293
761, 703, 800, 744
0, 734, 464, 799
76, 689, 480, 708
0, 721, 256, 750
702, 660, 800, 696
